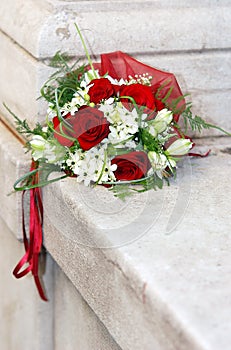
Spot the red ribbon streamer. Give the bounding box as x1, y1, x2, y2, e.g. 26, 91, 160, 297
13, 161, 48, 301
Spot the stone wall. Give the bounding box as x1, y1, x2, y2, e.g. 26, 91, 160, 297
0, 1, 231, 349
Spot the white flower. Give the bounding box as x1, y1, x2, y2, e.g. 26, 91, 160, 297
30, 135, 65, 163
80, 69, 100, 88
148, 151, 168, 171
100, 103, 139, 144
60, 87, 90, 116
155, 108, 173, 124
106, 75, 127, 86
106, 73, 152, 86
166, 139, 193, 156
146, 108, 173, 136
66, 144, 116, 186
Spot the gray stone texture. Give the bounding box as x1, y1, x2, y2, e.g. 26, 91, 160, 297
0, 122, 30, 239
54, 264, 121, 350
0, 217, 54, 350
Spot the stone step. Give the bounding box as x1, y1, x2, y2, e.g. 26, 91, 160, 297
2, 117, 231, 349
1, 0, 231, 58
43, 137, 231, 350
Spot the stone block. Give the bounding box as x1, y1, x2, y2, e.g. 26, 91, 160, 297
0, 121, 30, 239
0, 31, 53, 128
54, 264, 121, 350
0, 217, 54, 350
0, 1, 230, 58
42, 137, 231, 350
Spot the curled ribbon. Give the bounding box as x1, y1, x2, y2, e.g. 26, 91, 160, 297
13, 161, 48, 301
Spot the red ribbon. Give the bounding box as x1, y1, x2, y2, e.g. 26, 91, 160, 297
13, 161, 48, 301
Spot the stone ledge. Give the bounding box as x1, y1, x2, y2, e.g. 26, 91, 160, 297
0, 121, 31, 239
42, 137, 231, 350
1, 27, 230, 135
0, 0, 230, 59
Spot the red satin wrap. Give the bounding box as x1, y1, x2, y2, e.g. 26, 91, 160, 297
93, 51, 185, 120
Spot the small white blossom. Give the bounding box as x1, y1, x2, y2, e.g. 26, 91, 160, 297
127, 73, 152, 86
155, 108, 173, 124
61, 87, 90, 116
147, 151, 171, 178
66, 144, 116, 186
148, 151, 168, 171
100, 103, 139, 144
106, 73, 152, 86
106, 75, 127, 86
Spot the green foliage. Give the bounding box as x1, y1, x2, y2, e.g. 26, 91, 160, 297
108, 172, 170, 199
140, 128, 162, 152
13, 163, 68, 191
182, 105, 231, 136
3, 103, 46, 138
40, 51, 86, 107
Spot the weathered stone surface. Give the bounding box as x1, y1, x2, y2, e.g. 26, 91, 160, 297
43, 137, 231, 350
0, 0, 230, 58
0, 121, 30, 239
0, 31, 52, 128
54, 264, 121, 350
0, 217, 54, 350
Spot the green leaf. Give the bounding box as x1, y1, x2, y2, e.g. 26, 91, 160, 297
181, 105, 231, 136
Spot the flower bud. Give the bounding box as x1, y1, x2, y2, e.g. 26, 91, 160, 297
30, 135, 46, 151
84, 93, 90, 101
148, 151, 167, 170
155, 108, 173, 125
166, 139, 193, 156
147, 108, 173, 135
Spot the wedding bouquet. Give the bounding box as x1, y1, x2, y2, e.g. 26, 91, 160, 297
7, 25, 230, 300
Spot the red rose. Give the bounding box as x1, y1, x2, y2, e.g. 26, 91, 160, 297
53, 107, 110, 150
53, 113, 75, 147
119, 84, 156, 112
88, 78, 115, 104
111, 151, 150, 181
75, 107, 110, 150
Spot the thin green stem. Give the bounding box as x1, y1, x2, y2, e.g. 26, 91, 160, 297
74, 23, 98, 79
